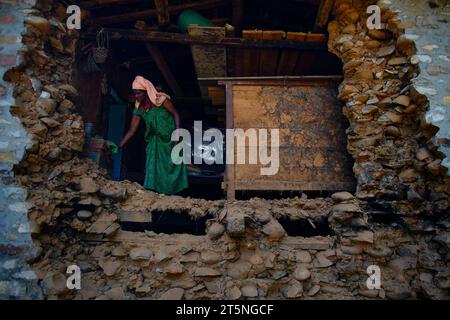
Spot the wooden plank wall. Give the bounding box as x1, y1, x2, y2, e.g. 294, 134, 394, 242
188, 25, 227, 98
228, 80, 355, 193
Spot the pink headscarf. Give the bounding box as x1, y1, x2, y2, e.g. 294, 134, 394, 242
132, 75, 171, 108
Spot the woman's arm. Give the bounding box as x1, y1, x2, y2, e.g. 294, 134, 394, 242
162, 99, 180, 129
119, 115, 141, 148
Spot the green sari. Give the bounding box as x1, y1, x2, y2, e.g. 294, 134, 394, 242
133, 104, 188, 195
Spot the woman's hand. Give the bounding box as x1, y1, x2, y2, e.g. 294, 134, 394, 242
120, 115, 141, 148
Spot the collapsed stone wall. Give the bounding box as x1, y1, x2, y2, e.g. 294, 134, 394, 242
0, 0, 448, 299
328, 0, 449, 201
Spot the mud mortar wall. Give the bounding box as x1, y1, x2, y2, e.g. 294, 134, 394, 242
0, 0, 448, 299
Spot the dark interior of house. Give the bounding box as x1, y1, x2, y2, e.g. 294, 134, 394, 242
72, 0, 348, 199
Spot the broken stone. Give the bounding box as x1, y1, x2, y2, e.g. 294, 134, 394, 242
204, 280, 221, 293
227, 261, 251, 279
375, 45, 396, 57
392, 95, 410, 107
262, 219, 286, 241
407, 189, 423, 202
330, 203, 360, 223
58, 84, 78, 96
41, 272, 68, 296
99, 185, 126, 199
206, 222, 225, 240
313, 253, 334, 268
396, 35, 416, 55
226, 210, 245, 237
59, 99, 74, 113
294, 251, 312, 263
159, 288, 184, 300
200, 251, 222, 264
385, 286, 412, 300
153, 247, 171, 263
352, 231, 374, 244
282, 279, 303, 298
341, 246, 363, 255
36, 98, 56, 115
179, 252, 199, 263
399, 169, 419, 182
388, 57, 408, 66
358, 289, 379, 298
385, 126, 401, 137
426, 160, 445, 175
238, 285, 256, 298
364, 246, 393, 258
416, 148, 432, 161
194, 267, 221, 277
104, 287, 125, 300
171, 279, 196, 289
361, 105, 379, 115
76, 210, 92, 220
293, 266, 311, 281
368, 29, 392, 40
99, 259, 123, 276
307, 285, 320, 297
80, 177, 99, 193
30, 123, 48, 138
389, 258, 416, 271
331, 191, 354, 203
129, 247, 152, 260
385, 111, 403, 124
225, 285, 242, 300
25, 16, 50, 34
49, 37, 64, 52
165, 262, 184, 275
111, 247, 127, 257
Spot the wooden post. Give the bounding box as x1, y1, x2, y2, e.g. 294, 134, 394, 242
154, 0, 170, 28
224, 82, 235, 200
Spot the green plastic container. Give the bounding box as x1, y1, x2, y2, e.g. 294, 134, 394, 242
178, 10, 214, 33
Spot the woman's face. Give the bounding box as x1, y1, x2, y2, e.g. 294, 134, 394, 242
133, 90, 146, 103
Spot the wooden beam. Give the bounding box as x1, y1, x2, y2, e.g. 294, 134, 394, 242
83, 28, 328, 50
314, 0, 335, 30
224, 83, 235, 200
96, 0, 231, 25
145, 43, 183, 97
154, 0, 170, 28
78, 0, 143, 9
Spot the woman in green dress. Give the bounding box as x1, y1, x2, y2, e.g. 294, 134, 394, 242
119, 76, 188, 195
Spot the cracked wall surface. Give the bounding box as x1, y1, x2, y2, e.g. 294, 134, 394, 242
0, 0, 448, 300
388, 0, 450, 173
0, 0, 42, 299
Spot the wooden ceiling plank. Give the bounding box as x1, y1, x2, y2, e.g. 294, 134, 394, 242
83, 28, 327, 50
96, 0, 231, 25
78, 0, 143, 10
